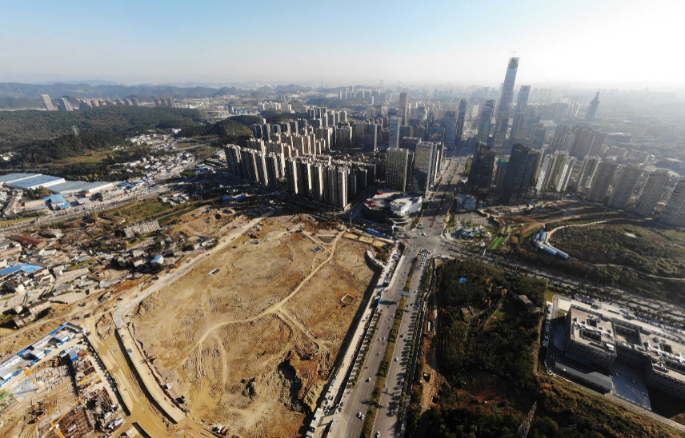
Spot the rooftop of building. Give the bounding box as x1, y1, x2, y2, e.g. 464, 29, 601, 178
0, 173, 41, 183
568, 305, 616, 354
7, 174, 64, 189
564, 298, 685, 382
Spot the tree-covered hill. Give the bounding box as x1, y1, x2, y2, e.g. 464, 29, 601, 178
178, 117, 253, 139
0, 106, 203, 149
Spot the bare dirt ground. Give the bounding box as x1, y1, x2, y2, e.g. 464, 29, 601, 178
131, 214, 376, 437
167, 205, 237, 238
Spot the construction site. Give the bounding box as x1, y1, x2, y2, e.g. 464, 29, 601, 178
0, 323, 127, 438
124, 211, 380, 437
0, 186, 388, 438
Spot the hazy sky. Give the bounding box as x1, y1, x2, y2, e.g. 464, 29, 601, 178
1, 0, 684, 87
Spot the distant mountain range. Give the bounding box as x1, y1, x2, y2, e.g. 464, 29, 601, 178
0, 82, 313, 100
0, 82, 246, 100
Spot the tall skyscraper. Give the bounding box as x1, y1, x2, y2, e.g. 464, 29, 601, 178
468, 144, 497, 191
389, 116, 401, 149
385, 148, 410, 192
225, 145, 243, 178
608, 165, 642, 210
493, 57, 519, 149
456, 99, 467, 146
444, 111, 457, 148
577, 156, 600, 192
570, 127, 605, 159
550, 125, 575, 153
634, 170, 670, 217
586, 161, 618, 203
661, 179, 685, 227
399, 92, 409, 126
529, 123, 546, 149
365, 123, 378, 151
58, 97, 73, 111
509, 85, 530, 147
401, 137, 421, 153
412, 142, 439, 194
40, 94, 55, 111
477, 100, 496, 144
585, 92, 600, 121
500, 143, 538, 203
335, 126, 352, 150
399, 125, 413, 140
535, 151, 575, 193
285, 158, 298, 195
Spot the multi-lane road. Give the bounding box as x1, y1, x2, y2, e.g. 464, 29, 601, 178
330, 244, 419, 438
326, 154, 464, 438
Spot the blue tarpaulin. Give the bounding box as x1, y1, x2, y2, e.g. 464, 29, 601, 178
459, 277, 467, 283
0, 264, 44, 276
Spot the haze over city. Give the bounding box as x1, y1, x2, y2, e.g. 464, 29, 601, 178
2, 2, 685, 438
2, 0, 685, 86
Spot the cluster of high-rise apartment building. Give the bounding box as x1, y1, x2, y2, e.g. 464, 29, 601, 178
258, 101, 292, 112
254, 107, 385, 152
337, 86, 388, 102
225, 109, 379, 209
76, 97, 140, 109
388, 94, 467, 150
385, 141, 446, 195
225, 143, 376, 210
153, 97, 176, 108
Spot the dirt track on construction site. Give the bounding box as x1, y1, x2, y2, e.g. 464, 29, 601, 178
131, 214, 376, 437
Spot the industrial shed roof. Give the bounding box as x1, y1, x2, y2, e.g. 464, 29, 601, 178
8, 175, 66, 190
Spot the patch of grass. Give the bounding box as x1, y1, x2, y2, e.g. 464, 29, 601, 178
109, 200, 172, 224
546, 289, 566, 304
489, 235, 507, 250
68, 259, 93, 270
0, 217, 34, 228
555, 221, 685, 278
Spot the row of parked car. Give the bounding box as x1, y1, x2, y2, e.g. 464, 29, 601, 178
542, 303, 553, 348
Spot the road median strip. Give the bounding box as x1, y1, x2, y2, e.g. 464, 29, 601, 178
361, 298, 406, 437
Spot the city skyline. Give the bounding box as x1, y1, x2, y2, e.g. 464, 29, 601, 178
1, 0, 684, 87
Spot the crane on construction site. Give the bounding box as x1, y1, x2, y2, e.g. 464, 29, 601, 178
20, 367, 42, 391
43, 383, 94, 438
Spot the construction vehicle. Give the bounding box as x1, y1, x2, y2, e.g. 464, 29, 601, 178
30, 403, 47, 424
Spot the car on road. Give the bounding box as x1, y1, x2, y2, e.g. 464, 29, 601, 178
376, 432, 380, 437
366, 378, 371, 382
394, 357, 398, 362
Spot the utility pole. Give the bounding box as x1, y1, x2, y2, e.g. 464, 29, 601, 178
517, 401, 537, 438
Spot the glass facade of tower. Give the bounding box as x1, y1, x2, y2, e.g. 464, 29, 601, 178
493, 57, 519, 149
